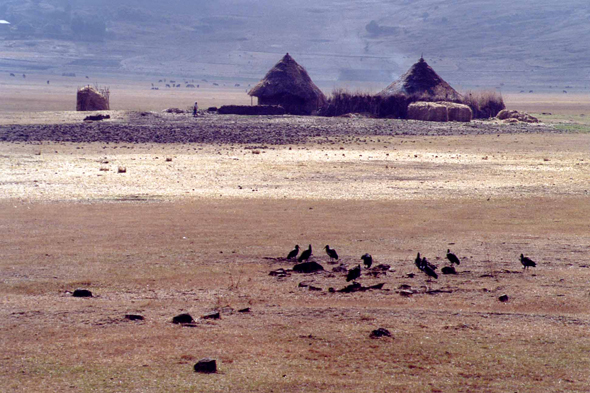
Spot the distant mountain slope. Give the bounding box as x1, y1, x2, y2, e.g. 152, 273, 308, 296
1, 0, 589, 91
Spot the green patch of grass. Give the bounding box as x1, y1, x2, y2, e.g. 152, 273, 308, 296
553, 123, 590, 133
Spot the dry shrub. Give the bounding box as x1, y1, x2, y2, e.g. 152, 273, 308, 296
321, 89, 413, 118
461, 90, 505, 119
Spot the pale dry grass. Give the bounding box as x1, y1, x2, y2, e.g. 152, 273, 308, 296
1, 133, 589, 202
0, 73, 251, 114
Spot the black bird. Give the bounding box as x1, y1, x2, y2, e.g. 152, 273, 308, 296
324, 245, 338, 262
298, 244, 312, 262
520, 254, 536, 270
422, 263, 438, 280
287, 245, 299, 260
446, 249, 461, 266
415, 252, 422, 270
361, 253, 373, 269
346, 264, 361, 282
422, 257, 437, 271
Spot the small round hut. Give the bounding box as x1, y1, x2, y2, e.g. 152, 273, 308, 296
380, 57, 461, 101
76, 85, 110, 111
248, 53, 326, 115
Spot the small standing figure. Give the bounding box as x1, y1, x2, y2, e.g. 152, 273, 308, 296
193, 101, 198, 117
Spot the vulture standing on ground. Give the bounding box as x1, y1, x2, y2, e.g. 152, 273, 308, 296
287, 245, 300, 260
422, 256, 437, 272
324, 245, 339, 262
298, 244, 312, 262
346, 265, 362, 282
422, 263, 438, 279
446, 249, 461, 265
415, 254, 438, 279
361, 253, 373, 269
415, 252, 423, 270
520, 254, 537, 270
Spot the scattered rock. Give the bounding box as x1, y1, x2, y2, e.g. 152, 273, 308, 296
84, 114, 110, 121
370, 328, 392, 339
269, 268, 291, 277
293, 261, 324, 273
373, 263, 391, 271
202, 311, 221, 320
172, 313, 194, 324
339, 282, 362, 293
308, 285, 322, 291
194, 358, 217, 373
441, 266, 457, 275
338, 282, 385, 293
399, 290, 414, 297
72, 289, 93, 298
125, 314, 144, 321
328, 287, 336, 293
163, 108, 186, 114
498, 294, 509, 302
117, 166, 127, 173
238, 307, 251, 313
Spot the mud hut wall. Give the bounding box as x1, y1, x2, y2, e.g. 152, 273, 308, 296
259, 94, 309, 115
407, 102, 448, 122
76, 86, 109, 111
443, 103, 472, 122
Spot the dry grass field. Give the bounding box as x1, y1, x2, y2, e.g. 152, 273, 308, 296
1, 87, 590, 392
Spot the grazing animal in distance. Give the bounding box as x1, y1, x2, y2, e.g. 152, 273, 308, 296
446, 249, 460, 265
287, 245, 299, 260
324, 245, 338, 262
346, 265, 361, 282
361, 253, 373, 269
298, 244, 312, 262
520, 254, 537, 270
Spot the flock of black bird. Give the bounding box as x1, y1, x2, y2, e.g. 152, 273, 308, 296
285, 244, 538, 282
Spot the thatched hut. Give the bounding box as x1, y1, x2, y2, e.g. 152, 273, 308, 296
380, 57, 461, 101
76, 85, 109, 111
248, 53, 326, 115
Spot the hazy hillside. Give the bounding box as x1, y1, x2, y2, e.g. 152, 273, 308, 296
1, 0, 589, 91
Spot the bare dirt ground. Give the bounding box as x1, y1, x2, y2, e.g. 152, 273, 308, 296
1, 102, 590, 392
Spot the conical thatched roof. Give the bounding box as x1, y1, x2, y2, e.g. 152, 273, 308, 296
248, 53, 326, 104
380, 57, 461, 100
